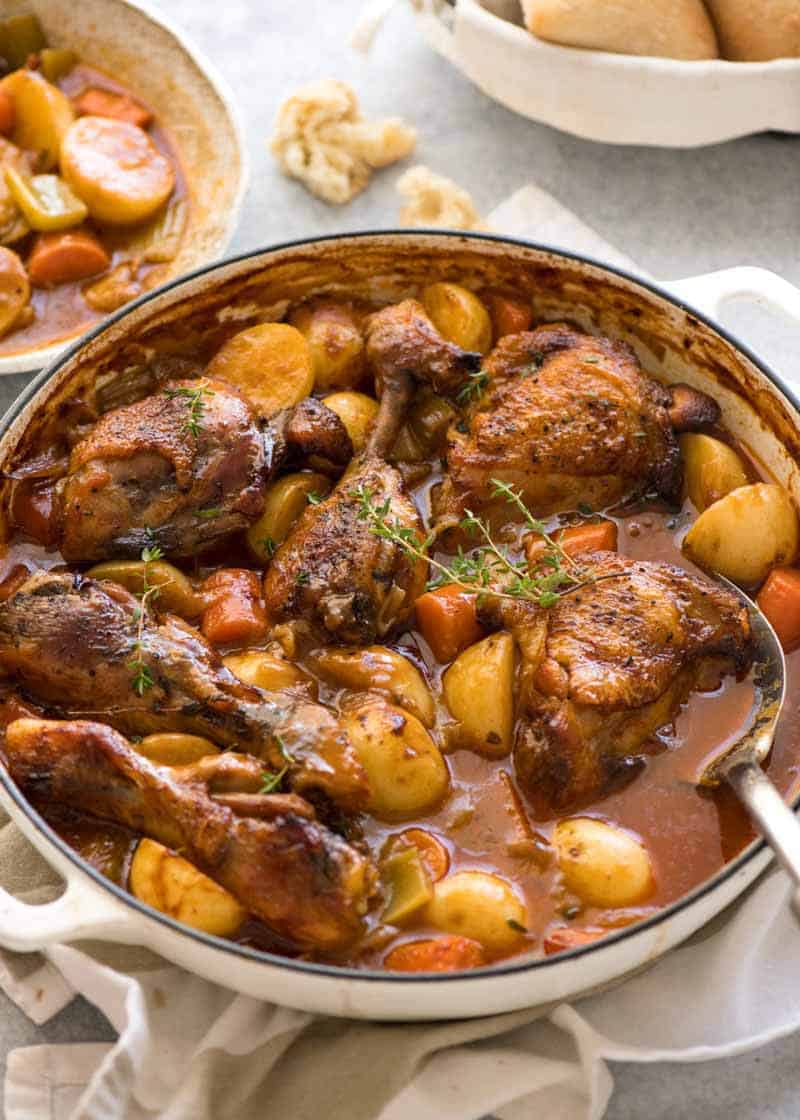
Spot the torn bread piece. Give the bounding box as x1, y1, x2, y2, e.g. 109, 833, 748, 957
270, 79, 416, 204
397, 166, 486, 231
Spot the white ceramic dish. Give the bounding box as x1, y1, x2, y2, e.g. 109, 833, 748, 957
405, 0, 800, 148
0, 232, 799, 1021
0, 0, 248, 375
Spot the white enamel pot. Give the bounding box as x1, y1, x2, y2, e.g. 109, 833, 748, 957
0, 233, 799, 1021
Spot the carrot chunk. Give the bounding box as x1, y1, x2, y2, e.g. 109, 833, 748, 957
201, 569, 267, 648
74, 87, 152, 129
27, 229, 110, 288
526, 519, 618, 569
483, 289, 533, 340
757, 567, 800, 653
543, 927, 606, 955
415, 584, 484, 663
384, 935, 486, 973
0, 88, 15, 136
386, 828, 450, 882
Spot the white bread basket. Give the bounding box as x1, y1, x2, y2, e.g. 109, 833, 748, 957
356, 0, 800, 148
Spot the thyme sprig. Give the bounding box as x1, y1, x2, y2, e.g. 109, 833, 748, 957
260, 735, 294, 794
456, 369, 488, 405
128, 544, 163, 695
163, 382, 215, 438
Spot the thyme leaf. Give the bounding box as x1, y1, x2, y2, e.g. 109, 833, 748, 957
164, 382, 215, 438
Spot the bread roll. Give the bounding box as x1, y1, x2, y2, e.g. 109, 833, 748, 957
705, 0, 800, 59
521, 0, 719, 60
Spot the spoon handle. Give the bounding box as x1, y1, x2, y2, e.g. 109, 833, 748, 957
727, 760, 800, 920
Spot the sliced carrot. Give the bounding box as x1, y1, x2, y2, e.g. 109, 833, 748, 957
0, 88, 15, 136
757, 567, 800, 653
414, 584, 484, 663
543, 927, 607, 956
387, 828, 450, 882
384, 935, 486, 973
27, 229, 110, 288
526, 519, 618, 569
201, 568, 267, 648
483, 289, 533, 340
74, 87, 152, 129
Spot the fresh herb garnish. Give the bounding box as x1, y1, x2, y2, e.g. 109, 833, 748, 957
295, 570, 310, 586
163, 382, 215, 438
456, 369, 488, 404
260, 735, 295, 794
260, 536, 277, 558
306, 491, 324, 506
507, 918, 528, 934
127, 544, 164, 695
197, 507, 221, 519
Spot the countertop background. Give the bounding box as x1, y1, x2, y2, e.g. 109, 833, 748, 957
0, 1, 799, 1115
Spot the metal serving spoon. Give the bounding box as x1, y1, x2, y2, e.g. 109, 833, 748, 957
699, 576, 800, 914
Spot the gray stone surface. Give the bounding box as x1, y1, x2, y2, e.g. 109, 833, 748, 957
1, 0, 799, 1114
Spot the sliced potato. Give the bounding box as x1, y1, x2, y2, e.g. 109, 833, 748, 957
86, 559, 202, 617
224, 650, 314, 694
341, 694, 449, 820
246, 471, 331, 562
443, 632, 515, 757
683, 482, 799, 586
207, 322, 314, 418
130, 838, 246, 936
422, 282, 492, 354
60, 116, 174, 224
323, 391, 378, 454
680, 433, 749, 512
553, 818, 655, 908
425, 870, 527, 951
135, 733, 220, 766
1, 70, 74, 170
289, 300, 366, 391
310, 645, 434, 725
0, 246, 29, 338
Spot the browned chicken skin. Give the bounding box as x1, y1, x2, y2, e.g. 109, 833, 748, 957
0, 571, 369, 810
483, 552, 752, 818
4, 718, 372, 950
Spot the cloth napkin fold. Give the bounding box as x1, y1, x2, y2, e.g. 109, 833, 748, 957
2, 183, 800, 1120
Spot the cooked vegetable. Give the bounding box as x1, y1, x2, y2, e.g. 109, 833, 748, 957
74, 87, 152, 129
680, 433, 749, 512
201, 569, 267, 647
0, 245, 29, 337
414, 585, 484, 663
289, 300, 366, 390
422, 282, 492, 354
0, 14, 46, 70
553, 817, 655, 908
526, 519, 618, 568
223, 650, 314, 693
424, 870, 528, 951
543, 927, 606, 955
757, 567, 800, 653
125, 197, 187, 264
483, 289, 533, 340
309, 645, 435, 725
206, 323, 314, 418
134, 733, 220, 765
86, 559, 202, 618
322, 391, 378, 454
39, 48, 77, 84
0, 89, 14, 137
341, 694, 449, 820
27, 228, 110, 287
443, 631, 515, 757
5, 167, 87, 231
246, 471, 331, 562
682, 482, 799, 585
130, 838, 246, 936
407, 389, 457, 454
1, 69, 74, 170
384, 828, 449, 882
381, 846, 433, 925
384, 935, 487, 972
82, 260, 140, 313
60, 116, 174, 224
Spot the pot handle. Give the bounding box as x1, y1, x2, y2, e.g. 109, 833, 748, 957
663, 267, 800, 330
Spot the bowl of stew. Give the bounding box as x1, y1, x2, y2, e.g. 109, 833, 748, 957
0, 0, 246, 374
0, 231, 798, 1021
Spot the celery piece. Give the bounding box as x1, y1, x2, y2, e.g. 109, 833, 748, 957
128, 197, 187, 264
5, 166, 87, 230
381, 848, 433, 925
0, 15, 47, 70
40, 47, 77, 84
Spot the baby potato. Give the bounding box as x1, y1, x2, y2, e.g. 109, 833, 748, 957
553, 817, 655, 909
310, 645, 435, 726
680, 433, 749, 512
322, 391, 378, 454
207, 322, 314, 418
1, 69, 74, 170
422, 282, 492, 354
341, 695, 449, 820
443, 632, 515, 757
683, 482, 799, 586
425, 870, 528, 952
0, 246, 29, 338
224, 650, 314, 694
289, 300, 366, 391
135, 733, 220, 765
246, 471, 331, 562
60, 116, 174, 224
130, 838, 246, 936
86, 559, 202, 618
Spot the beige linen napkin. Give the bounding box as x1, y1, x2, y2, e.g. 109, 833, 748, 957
2, 184, 800, 1120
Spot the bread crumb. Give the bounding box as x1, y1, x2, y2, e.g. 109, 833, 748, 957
270, 79, 416, 205
397, 166, 486, 230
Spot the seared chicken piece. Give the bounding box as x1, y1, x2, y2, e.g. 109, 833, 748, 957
271, 396, 353, 477
434, 324, 719, 524
484, 552, 752, 817
5, 719, 372, 950
0, 571, 368, 810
